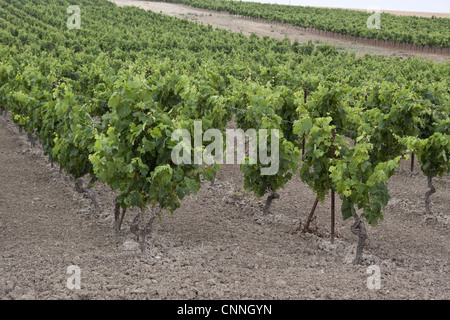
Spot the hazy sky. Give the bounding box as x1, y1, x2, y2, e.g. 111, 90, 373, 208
239, 0, 450, 13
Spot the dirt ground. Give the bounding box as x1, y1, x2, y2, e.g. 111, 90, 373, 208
0, 1, 449, 301
109, 0, 450, 63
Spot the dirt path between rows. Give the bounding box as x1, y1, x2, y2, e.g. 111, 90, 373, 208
109, 0, 449, 63
1, 106, 449, 300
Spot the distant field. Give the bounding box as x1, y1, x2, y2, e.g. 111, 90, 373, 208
150, 0, 450, 48
110, 0, 449, 61
321, 8, 450, 18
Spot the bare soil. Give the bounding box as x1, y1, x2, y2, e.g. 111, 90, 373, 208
110, 0, 450, 63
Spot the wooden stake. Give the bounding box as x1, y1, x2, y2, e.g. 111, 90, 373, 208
304, 196, 319, 232
330, 128, 336, 244
302, 89, 308, 157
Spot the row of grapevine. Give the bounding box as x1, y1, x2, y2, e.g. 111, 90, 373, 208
155, 0, 450, 48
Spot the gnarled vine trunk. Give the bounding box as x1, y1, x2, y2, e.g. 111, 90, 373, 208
113, 197, 127, 236
425, 174, 436, 215
130, 206, 160, 259
27, 131, 37, 148
263, 190, 280, 215
75, 177, 100, 214
351, 212, 368, 265
210, 171, 216, 186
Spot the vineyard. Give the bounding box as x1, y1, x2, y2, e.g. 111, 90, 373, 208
155, 0, 450, 49
0, 0, 449, 300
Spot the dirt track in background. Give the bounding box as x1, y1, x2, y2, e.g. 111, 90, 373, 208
324, 8, 450, 18
110, 0, 449, 63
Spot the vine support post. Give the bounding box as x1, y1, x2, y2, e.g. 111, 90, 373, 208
303, 196, 319, 232
302, 134, 305, 157
410, 152, 414, 172
302, 89, 308, 157
330, 128, 336, 244
114, 197, 127, 236
114, 199, 121, 236
331, 190, 335, 244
